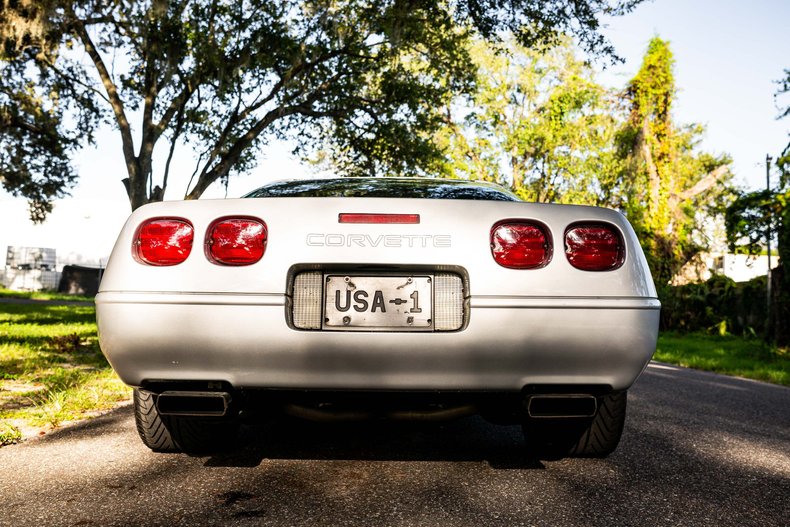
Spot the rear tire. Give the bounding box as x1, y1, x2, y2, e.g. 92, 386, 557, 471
133, 388, 239, 454
522, 391, 627, 458
133, 388, 179, 453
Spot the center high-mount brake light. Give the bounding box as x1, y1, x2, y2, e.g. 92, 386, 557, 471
490, 221, 551, 269
136, 218, 194, 266
338, 213, 420, 224
207, 218, 267, 265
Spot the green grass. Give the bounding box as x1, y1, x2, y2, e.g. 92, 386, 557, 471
656, 332, 790, 386
0, 287, 94, 303
0, 301, 130, 445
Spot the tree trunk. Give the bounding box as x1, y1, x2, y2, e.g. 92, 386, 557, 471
640, 117, 660, 228
126, 156, 152, 211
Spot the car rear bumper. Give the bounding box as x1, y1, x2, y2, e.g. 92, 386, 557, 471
96, 292, 660, 392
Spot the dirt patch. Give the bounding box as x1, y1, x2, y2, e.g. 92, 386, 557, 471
0, 381, 45, 411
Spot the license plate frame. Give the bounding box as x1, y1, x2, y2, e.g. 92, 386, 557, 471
323, 274, 433, 331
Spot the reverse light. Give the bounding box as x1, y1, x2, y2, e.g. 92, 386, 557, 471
339, 213, 420, 224
207, 218, 267, 265
490, 221, 551, 269
565, 223, 624, 271
136, 218, 194, 266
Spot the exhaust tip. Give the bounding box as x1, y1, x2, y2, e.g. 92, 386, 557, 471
527, 394, 597, 419
156, 391, 231, 417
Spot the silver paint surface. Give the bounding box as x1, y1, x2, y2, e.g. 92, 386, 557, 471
96, 196, 660, 391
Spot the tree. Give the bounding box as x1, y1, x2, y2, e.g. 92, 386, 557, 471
616, 37, 732, 286
0, 0, 644, 221
438, 36, 732, 287
726, 68, 790, 344
436, 38, 623, 205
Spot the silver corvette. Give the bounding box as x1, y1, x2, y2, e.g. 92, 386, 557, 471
96, 178, 660, 457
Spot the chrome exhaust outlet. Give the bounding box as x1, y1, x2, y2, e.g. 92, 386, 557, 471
156, 391, 231, 417
526, 394, 598, 419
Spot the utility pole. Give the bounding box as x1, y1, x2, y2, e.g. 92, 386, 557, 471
766, 154, 772, 318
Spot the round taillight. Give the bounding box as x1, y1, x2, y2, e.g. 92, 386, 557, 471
490, 221, 551, 269
207, 218, 267, 265
136, 219, 194, 266
565, 224, 624, 271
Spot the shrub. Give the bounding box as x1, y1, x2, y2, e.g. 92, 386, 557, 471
659, 274, 767, 335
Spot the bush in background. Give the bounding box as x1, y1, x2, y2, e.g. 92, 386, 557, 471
659, 273, 768, 336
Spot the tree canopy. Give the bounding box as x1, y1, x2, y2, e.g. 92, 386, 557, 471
616, 37, 732, 286
438, 36, 733, 286
435, 38, 623, 205
0, 0, 643, 220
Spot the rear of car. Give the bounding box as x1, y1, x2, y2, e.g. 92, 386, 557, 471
96, 178, 659, 456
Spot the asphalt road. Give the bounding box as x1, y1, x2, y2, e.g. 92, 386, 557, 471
1, 363, 788, 527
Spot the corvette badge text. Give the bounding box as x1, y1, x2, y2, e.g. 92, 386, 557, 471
306, 233, 451, 248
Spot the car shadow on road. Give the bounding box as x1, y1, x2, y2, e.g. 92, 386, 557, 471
204, 415, 547, 470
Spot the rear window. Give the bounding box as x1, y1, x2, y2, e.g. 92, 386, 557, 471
244, 178, 520, 202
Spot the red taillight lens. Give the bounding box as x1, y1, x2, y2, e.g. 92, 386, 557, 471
338, 213, 420, 224
136, 219, 194, 266
490, 222, 551, 269
207, 218, 267, 265
565, 224, 624, 271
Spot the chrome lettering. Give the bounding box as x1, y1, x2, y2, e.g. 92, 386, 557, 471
306, 233, 324, 245
347, 234, 365, 247
434, 235, 451, 248
401, 235, 431, 248
325, 234, 344, 246
306, 234, 452, 248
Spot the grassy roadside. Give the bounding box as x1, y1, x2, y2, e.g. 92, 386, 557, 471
0, 289, 95, 303
656, 332, 789, 386
0, 295, 130, 446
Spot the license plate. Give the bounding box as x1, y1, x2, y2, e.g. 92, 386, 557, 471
324, 275, 432, 330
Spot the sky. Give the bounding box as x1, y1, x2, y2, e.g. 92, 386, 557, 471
1, 0, 789, 269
